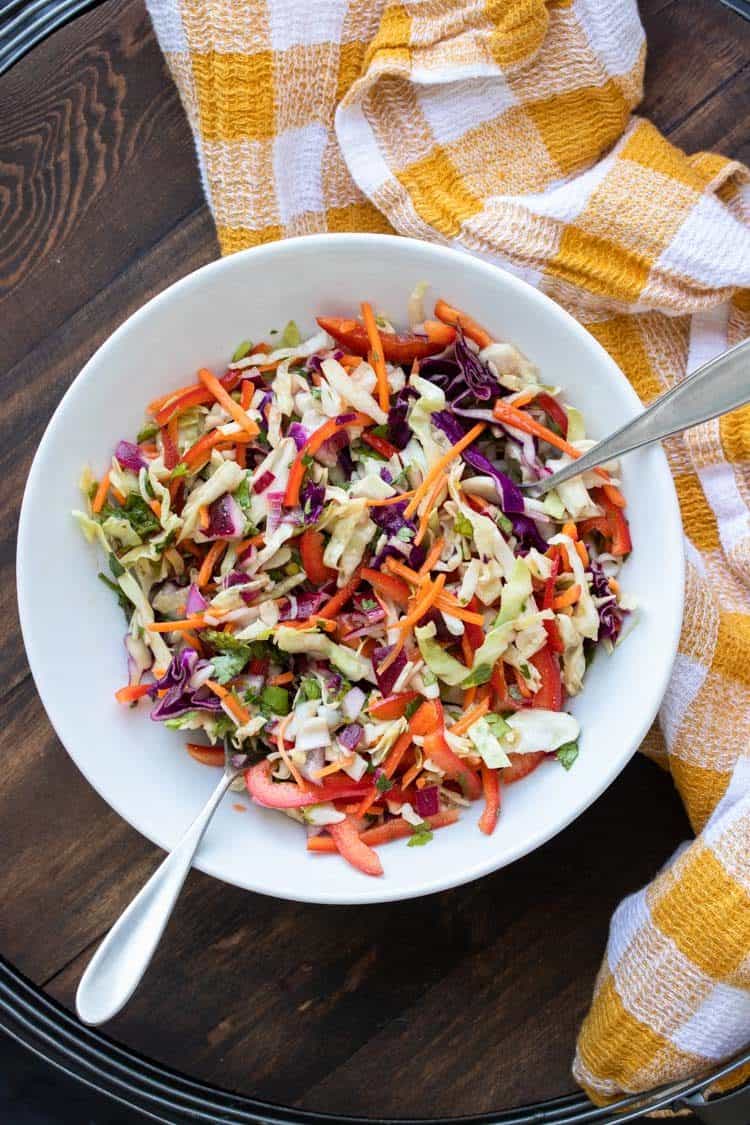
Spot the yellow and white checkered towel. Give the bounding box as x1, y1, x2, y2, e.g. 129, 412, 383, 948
146, 0, 750, 1103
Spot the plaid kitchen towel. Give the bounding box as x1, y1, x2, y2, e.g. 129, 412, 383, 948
146, 0, 750, 1103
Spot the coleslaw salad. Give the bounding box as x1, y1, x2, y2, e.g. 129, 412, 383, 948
74, 293, 634, 878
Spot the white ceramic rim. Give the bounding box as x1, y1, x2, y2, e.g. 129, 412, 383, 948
17, 234, 684, 904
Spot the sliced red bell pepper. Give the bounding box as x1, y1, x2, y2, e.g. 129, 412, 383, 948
329, 818, 383, 877
360, 567, 410, 608
284, 412, 372, 507
307, 809, 459, 852
595, 488, 632, 556
530, 646, 563, 712
186, 743, 225, 767
422, 730, 482, 800
160, 425, 180, 470
316, 317, 456, 363
361, 431, 399, 460
478, 764, 500, 834
368, 691, 420, 721
299, 528, 336, 586
245, 759, 371, 808
503, 751, 545, 784
534, 392, 569, 438
408, 698, 444, 736
463, 596, 486, 652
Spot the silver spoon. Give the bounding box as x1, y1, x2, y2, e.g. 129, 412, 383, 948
76, 758, 243, 1025
519, 337, 750, 495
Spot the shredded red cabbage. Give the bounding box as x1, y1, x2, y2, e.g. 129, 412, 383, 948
372, 644, 407, 696
338, 723, 363, 751
431, 411, 524, 514
185, 584, 207, 615
287, 422, 308, 450
300, 480, 325, 524
115, 441, 148, 472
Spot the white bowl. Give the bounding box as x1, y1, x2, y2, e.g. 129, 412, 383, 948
17, 234, 683, 905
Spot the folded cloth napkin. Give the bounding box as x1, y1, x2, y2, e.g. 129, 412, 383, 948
146, 0, 750, 1103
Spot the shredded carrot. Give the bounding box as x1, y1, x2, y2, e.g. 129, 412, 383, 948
414, 472, 448, 546
199, 505, 210, 530
433, 598, 484, 625
147, 614, 207, 633
401, 763, 422, 790
553, 583, 581, 610
317, 570, 363, 620
206, 679, 251, 727
111, 486, 127, 506
562, 521, 578, 541
418, 537, 445, 577
148, 382, 200, 414
365, 491, 416, 507
273, 713, 308, 790
283, 616, 338, 633
575, 540, 589, 567
493, 400, 619, 489
461, 633, 474, 668
181, 631, 204, 655
404, 423, 486, 519
463, 686, 476, 709
197, 540, 227, 589
197, 368, 260, 437
450, 697, 491, 736
434, 299, 492, 349
361, 301, 389, 413
236, 533, 264, 555
313, 755, 356, 780
149, 499, 162, 520
339, 354, 364, 373
268, 671, 294, 686
398, 574, 446, 636
383, 558, 422, 585
513, 667, 532, 698
91, 471, 111, 514
609, 578, 620, 595
511, 388, 537, 408
376, 638, 404, 677
240, 381, 253, 411
549, 543, 571, 572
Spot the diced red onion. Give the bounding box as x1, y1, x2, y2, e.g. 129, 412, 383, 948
415, 786, 440, 818
253, 470, 275, 494
204, 493, 245, 540
185, 584, 208, 615
341, 686, 366, 721
288, 422, 309, 450
265, 491, 285, 533
300, 746, 325, 782
372, 645, 407, 696
115, 440, 147, 472
338, 723, 363, 751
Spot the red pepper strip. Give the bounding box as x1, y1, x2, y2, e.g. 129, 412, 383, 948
462, 596, 485, 652
422, 730, 482, 800
248, 658, 269, 676
478, 765, 501, 835
329, 817, 383, 876
356, 728, 413, 817
529, 646, 563, 712
316, 317, 456, 363
539, 556, 564, 653
308, 809, 460, 852
360, 567, 410, 608
434, 299, 492, 349
317, 569, 363, 621
361, 431, 400, 460
503, 751, 545, 784
245, 759, 371, 808
186, 743, 225, 767
534, 392, 569, 439
299, 528, 336, 585
115, 683, 153, 704
160, 425, 180, 470
408, 698, 444, 736
368, 691, 420, 721
284, 412, 372, 507
593, 487, 632, 556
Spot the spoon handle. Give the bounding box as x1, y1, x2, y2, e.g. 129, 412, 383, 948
76, 767, 237, 1026
530, 337, 750, 494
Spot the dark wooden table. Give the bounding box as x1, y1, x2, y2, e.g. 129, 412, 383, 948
1, 2, 748, 1119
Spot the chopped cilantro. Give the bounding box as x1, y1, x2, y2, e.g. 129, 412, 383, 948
260, 685, 290, 715
375, 773, 393, 794
301, 453, 314, 468
455, 513, 473, 537
101, 493, 160, 538
97, 573, 132, 620
556, 741, 579, 770
300, 677, 322, 700
108, 554, 125, 578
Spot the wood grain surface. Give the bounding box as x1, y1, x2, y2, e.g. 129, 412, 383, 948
1, 1, 748, 1117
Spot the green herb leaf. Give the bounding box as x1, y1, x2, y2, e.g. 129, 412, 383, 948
301, 453, 314, 468
360, 597, 378, 612
211, 650, 251, 685
108, 554, 125, 578
136, 423, 159, 443
119, 493, 161, 537
232, 339, 253, 362
556, 740, 579, 770
260, 685, 291, 715
407, 821, 434, 847
455, 513, 474, 537
170, 463, 188, 481
202, 630, 251, 656
375, 773, 393, 793
370, 425, 389, 439
404, 697, 422, 720
301, 677, 322, 701
97, 573, 132, 619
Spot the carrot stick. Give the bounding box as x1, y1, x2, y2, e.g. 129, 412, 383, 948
147, 614, 208, 633
602, 482, 627, 508
197, 540, 227, 588
206, 679, 252, 727
149, 499, 163, 520
267, 671, 294, 686
513, 667, 532, 698
574, 540, 589, 567
312, 755, 356, 780
181, 631, 204, 655
365, 492, 416, 507
401, 760, 422, 789
91, 471, 111, 514
199, 505, 210, 530
283, 616, 337, 633
450, 697, 490, 736
274, 713, 308, 790
383, 558, 422, 585
433, 598, 484, 625
198, 368, 259, 437
361, 301, 389, 413
397, 573, 446, 635
317, 570, 363, 620
418, 537, 445, 577
562, 521, 578, 541
404, 424, 486, 519
414, 472, 447, 546
434, 300, 492, 349
552, 583, 581, 610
